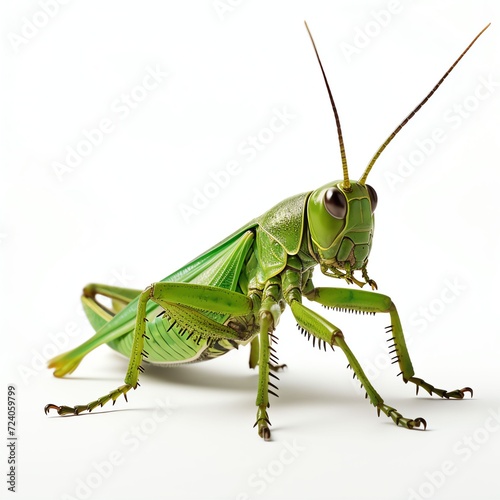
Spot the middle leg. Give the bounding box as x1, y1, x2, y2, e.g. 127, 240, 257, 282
253, 278, 283, 440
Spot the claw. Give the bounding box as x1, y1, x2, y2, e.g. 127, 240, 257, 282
254, 418, 272, 440
44, 404, 75, 416
259, 427, 271, 440
461, 387, 474, 398
411, 417, 427, 430
44, 404, 60, 415
445, 386, 474, 399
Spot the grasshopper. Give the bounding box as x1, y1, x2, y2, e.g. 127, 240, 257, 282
45, 23, 488, 439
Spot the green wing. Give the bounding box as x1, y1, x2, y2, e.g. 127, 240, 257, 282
51, 226, 257, 375
49, 193, 309, 374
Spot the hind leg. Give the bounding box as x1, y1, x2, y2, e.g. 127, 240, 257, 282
45, 282, 255, 416
81, 283, 143, 327
46, 284, 145, 378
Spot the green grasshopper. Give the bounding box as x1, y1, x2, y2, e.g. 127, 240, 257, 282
45, 23, 488, 439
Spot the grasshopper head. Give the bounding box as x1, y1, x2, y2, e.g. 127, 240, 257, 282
307, 180, 377, 286
303, 21, 488, 287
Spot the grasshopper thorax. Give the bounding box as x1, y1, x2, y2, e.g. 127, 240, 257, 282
307, 180, 377, 286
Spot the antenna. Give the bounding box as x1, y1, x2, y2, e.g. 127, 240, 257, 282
305, 21, 351, 190
359, 23, 491, 185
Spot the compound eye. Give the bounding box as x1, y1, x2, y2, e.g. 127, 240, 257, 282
366, 184, 378, 212
324, 187, 347, 219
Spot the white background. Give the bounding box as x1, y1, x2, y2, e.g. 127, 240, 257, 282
2, 1, 500, 499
